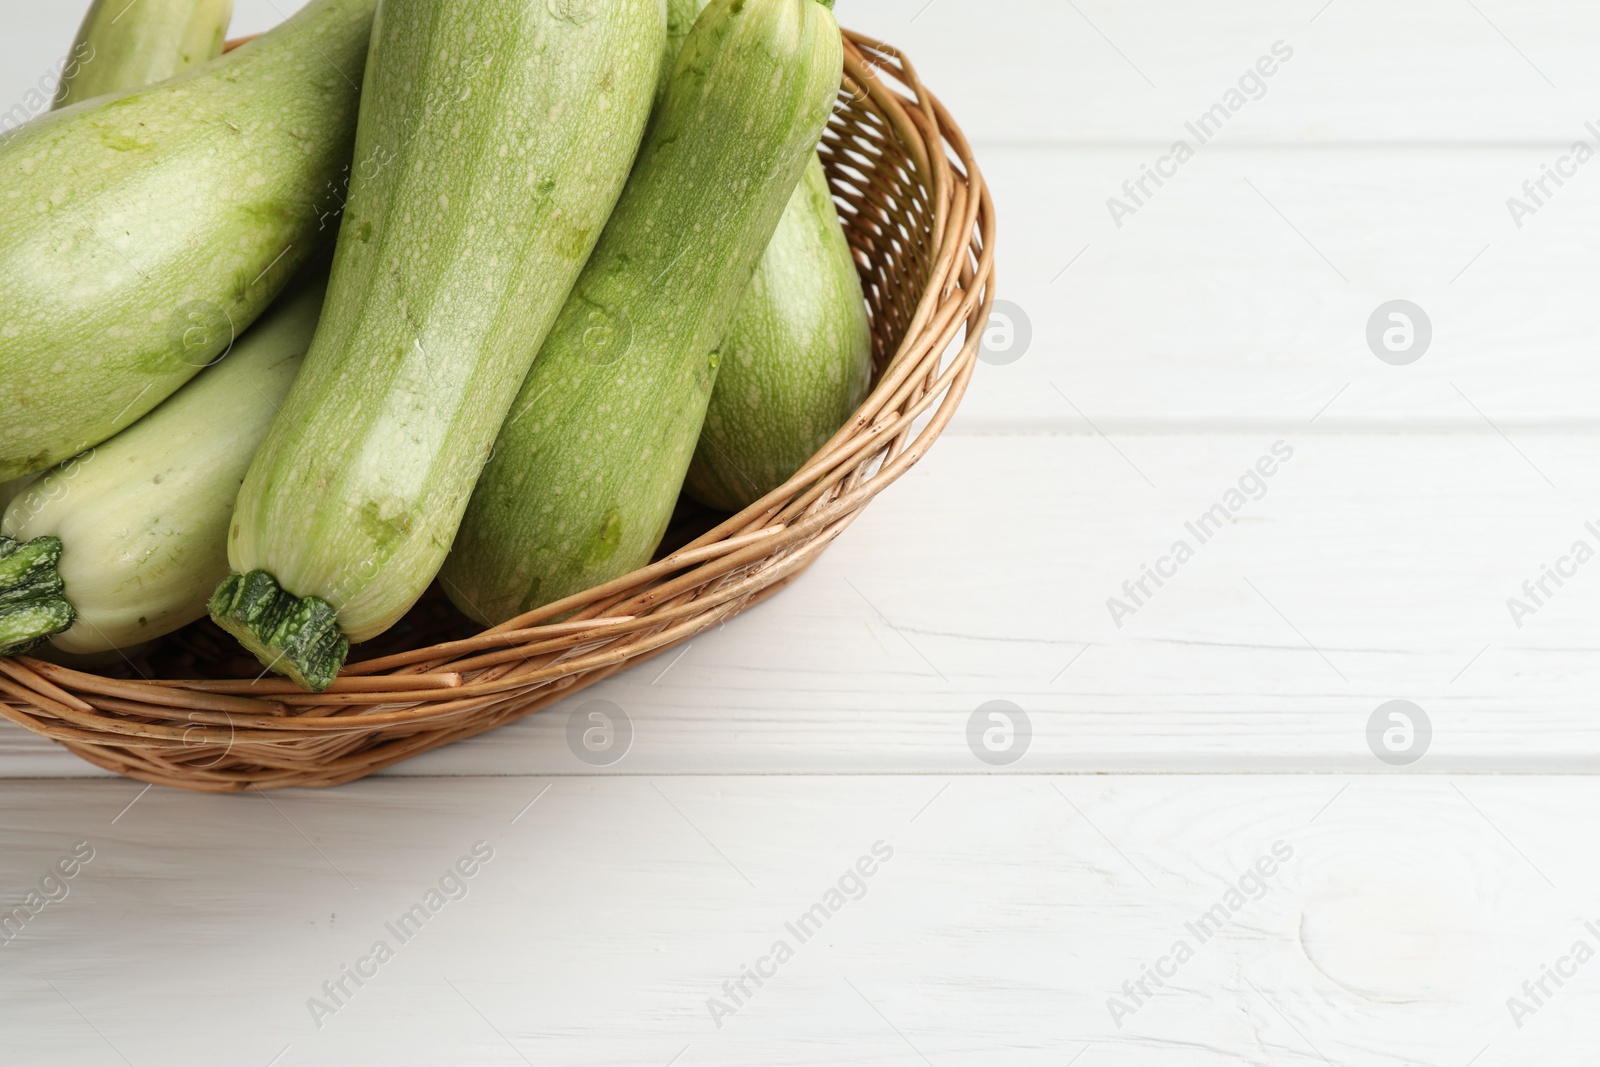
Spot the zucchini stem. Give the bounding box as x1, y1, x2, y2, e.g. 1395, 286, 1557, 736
0, 536, 75, 656
208, 570, 350, 692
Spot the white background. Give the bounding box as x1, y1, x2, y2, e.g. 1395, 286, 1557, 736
3, 0, 1600, 1063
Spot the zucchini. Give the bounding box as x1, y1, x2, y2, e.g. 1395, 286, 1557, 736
0, 0, 374, 481
53, 0, 234, 110
656, 0, 700, 111
0, 537, 71, 658
212, 0, 666, 692
683, 153, 871, 511
0, 272, 325, 656
0, 0, 250, 659
439, 0, 844, 625
661, 0, 871, 511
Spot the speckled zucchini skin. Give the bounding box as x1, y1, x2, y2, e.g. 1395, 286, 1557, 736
0, 0, 373, 481
655, 0, 700, 111
667, 0, 869, 514
219, 0, 665, 688
0, 537, 72, 658
53, 0, 234, 109
4, 273, 324, 656
440, 0, 843, 625
683, 153, 871, 511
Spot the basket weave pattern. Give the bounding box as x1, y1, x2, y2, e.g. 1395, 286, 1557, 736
0, 31, 996, 791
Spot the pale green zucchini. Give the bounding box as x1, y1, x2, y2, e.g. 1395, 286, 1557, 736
0, 273, 325, 656
439, 0, 843, 626
684, 153, 871, 511
0, 0, 250, 659
53, 0, 234, 110
663, 0, 870, 510
656, 0, 700, 111
0, 0, 373, 482
212, 0, 666, 691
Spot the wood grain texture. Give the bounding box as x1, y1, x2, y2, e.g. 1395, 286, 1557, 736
4, 3, 1600, 1065
1, 775, 1595, 1066
832, 0, 1600, 146
958, 144, 1600, 432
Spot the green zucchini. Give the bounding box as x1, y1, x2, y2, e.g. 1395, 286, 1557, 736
212, 0, 666, 691
0, 0, 250, 659
0, 0, 373, 482
0, 272, 325, 656
684, 153, 871, 511
439, 0, 843, 626
656, 0, 700, 112
662, 0, 869, 514
53, 0, 234, 110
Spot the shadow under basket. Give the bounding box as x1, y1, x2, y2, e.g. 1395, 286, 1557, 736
0, 31, 997, 792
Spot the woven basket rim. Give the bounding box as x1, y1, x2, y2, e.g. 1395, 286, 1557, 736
0, 25, 997, 791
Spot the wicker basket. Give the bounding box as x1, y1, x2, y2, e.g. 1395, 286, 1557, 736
0, 30, 996, 792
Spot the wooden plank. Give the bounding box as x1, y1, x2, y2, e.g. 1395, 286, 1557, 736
5, 434, 1600, 778
952, 144, 1600, 431
841, 0, 1600, 145
0, 774, 1591, 1065
1, 8, 1595, 1066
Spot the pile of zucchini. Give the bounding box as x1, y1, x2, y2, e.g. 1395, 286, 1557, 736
0, 0, 869, 691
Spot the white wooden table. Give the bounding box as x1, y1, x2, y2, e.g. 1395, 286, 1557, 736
3, 1, 1598, 1063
